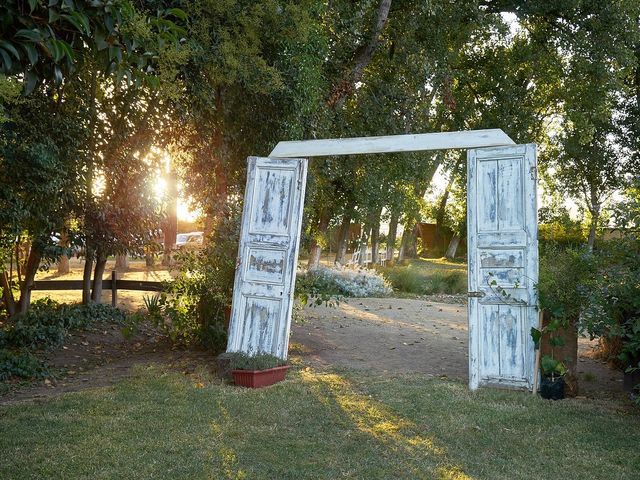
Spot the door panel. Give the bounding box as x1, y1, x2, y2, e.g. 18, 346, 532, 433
468, 144, 538, 390
227, 157, 308, 359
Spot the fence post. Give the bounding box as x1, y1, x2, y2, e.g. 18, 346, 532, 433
111, 270, 117, 307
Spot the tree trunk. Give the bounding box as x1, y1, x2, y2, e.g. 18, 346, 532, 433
327, 0, 392, 108
434, 182, 453, 253
18, 247, 41, 314
162, 168, 178, 266
91, 251, 108, 303
370, 213, 381, 265
145, 253, 155, 267
57, 254, 70, 275
1, 271, 16, 317
587, 203, 600, 252
334, 211, 353, 265
398, 219, 416, 263
445, 234, 461, 260
358, 223, 371, 266
386, 212, 399, 261
115, 253, 129, 271
307, 210, 330, 269
82, 248, 94, 305
56, 230, 70, 275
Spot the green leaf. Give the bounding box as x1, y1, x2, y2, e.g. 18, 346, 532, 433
22, 43, 39, 66
550, 336, 565, 347
57, 40, 74, 62
53, 65, 63, 84
0, 41, 20, 60
49, 8, 60, 23
541, 355, 559, 374
62, 12, 90, 35
28, 0, 38, 12
530, 327, 542, 349
0, 49, 12, 72
166, 8, 188, 21
24, 70, 38, 95
15, 29, 44, 42
48, 39, 64, 62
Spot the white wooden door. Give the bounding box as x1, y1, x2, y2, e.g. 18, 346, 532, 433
467, 144, 538, 390
226, 156, 308, 359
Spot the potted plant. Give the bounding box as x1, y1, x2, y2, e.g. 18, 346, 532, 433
228, 352, 289, 388
532, 325, 568, 400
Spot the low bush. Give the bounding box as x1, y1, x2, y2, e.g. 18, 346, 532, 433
0, 349, 48, 381
381, 265, 467, 295
0, 298, 127, 380
297, 266, 392, 298
1, 299, 127, 352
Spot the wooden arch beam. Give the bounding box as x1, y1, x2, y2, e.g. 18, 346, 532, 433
269, 129, 515, 158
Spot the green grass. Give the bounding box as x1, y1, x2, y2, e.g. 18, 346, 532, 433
380, 258, 468, 295
1, 365, 639, 479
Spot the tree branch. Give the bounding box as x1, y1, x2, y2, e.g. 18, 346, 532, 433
327, 0, 392, 109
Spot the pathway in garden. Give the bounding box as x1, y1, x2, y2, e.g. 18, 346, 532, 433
291, 297, 625, 398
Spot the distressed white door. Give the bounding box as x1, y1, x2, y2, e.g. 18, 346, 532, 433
467, 144, 538, 390
226, 156, 308, 359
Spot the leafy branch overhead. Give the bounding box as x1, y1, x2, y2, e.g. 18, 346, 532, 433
0, 0, 187, 93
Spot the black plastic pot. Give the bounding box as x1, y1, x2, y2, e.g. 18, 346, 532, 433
623, 369, 640, 394
540, 376, 565, 400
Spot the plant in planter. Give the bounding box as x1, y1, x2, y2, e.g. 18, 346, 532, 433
531, 325, 568, 400
228, 352, 289, 388
534, 246, 596, 396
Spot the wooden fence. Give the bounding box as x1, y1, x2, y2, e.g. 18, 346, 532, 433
32, 271, 164, 307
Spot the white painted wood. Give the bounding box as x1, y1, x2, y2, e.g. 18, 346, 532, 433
467, 144, 538, 391
226, 157, 308, 359
269, 129, 515, 158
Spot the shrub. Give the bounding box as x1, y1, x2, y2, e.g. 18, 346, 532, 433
0, 349, 48, 381
585, 238, 640, 372
227, 352, 287, 371
297, 266, 392, 298
1, 299, 127, 352
139, 204, 240, 352
538, 246, 596, 324
0, 298, 127, 381
381, 265, 467, 295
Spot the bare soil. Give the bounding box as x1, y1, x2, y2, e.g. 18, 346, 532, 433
291, 297, 626, 400
0, 323, 216, 405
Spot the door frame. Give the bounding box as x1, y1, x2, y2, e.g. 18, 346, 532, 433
234, 128, 535, 391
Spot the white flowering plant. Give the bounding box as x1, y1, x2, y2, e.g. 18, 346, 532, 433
296, 265, 392, 299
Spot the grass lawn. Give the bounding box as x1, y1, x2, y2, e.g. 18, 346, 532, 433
379, 257, 468, 296
1, 365, 638, 479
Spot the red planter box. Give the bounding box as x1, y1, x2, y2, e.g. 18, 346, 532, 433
232, 365, 290, 388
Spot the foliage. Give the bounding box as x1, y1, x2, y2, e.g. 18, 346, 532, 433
227, 352, 287, 371
0, 298, 126, 352
0, 298, 126, 380
297, 266, 391, 299
0, 0, 188, 93
537, 246, 596, 325
584, 237, 640, 372
139, 206, 241, 351
0, 348, 48, 381
381, 263, 467, 296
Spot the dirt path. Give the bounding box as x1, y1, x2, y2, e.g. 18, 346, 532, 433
291, 297, 625, 398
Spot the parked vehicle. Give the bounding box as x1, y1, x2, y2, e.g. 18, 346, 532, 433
176, 231, 204, 250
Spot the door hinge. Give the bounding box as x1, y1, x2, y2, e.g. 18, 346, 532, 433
467, 291, 486, 298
